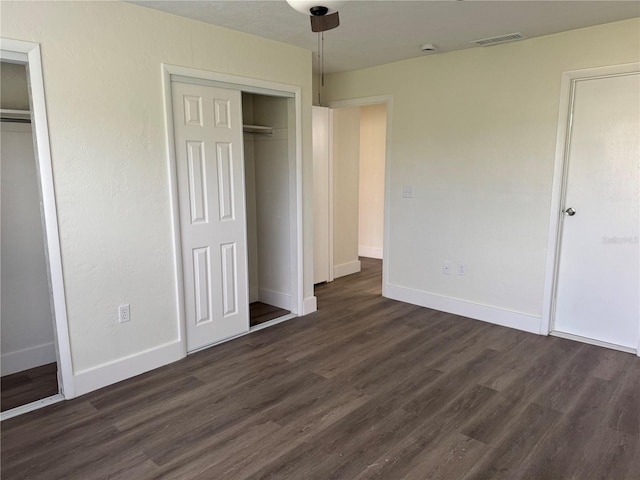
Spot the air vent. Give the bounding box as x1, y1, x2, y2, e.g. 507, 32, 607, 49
470, 32, 528, 47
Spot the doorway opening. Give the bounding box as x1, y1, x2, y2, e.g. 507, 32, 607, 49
1, 39, 73, 420
313, 97, 390, 295
1, 61, 58, 411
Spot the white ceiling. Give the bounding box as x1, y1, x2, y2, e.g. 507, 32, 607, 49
132, 1, 640, 73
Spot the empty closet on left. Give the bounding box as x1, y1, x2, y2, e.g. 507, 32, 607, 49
1, 61, 59, 412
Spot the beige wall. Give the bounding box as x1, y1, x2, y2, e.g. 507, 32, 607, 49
1, 62, 29, 110
324, 18, 640, 327
1, 1, 313, 380
332, 106, 361, 277
358, 103, 386, 259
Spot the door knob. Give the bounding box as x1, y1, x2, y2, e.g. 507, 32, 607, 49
564, 207, 576, 216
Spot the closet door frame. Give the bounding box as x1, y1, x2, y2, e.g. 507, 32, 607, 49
1, 38, 74, 417
162, 64, 305, 356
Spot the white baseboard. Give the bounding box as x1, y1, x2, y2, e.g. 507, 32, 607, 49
1, 341, 56, 376
72, 340, 183, 397
258, 288, 291, 311
384, 283, 542, 334
358, 246, 383, 259
303, 295, 317, 315
333, 260, 362, 279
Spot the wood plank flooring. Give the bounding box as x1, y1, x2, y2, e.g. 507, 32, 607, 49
249, 302, 290, 327
1, 363, 58, 412
2, 257, 639, 479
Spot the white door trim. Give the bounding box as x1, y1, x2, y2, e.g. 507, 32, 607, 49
328, 108, 335, 282
161, 64, 305, 355
541, 62, 640, 356
0, 38, 75, 398
327, 95, 393, 290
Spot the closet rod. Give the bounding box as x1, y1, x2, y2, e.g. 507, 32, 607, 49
1, 109, 31, 123
243, 124, 273, 135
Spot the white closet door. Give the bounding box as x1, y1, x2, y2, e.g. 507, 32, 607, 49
172, 81, 249, 351
553, 72, 639, 350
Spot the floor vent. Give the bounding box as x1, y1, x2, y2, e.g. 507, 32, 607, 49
470, 32, 528, 47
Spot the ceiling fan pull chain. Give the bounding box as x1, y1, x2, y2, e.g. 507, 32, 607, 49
321, 31, 325, 88
317, 31, 322, 105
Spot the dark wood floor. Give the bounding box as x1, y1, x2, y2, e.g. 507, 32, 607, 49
2, 257, 639, 479
250, 302, 290, 327
1, 363, 58, 412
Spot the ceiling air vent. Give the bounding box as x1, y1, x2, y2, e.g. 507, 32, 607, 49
470, 32, 528, 47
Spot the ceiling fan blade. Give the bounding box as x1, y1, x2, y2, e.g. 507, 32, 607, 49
311, 11, 339, 32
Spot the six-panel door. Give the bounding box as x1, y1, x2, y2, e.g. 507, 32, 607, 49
172, 81, 249, 352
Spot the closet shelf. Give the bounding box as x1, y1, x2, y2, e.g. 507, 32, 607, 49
243, 124, 273, 135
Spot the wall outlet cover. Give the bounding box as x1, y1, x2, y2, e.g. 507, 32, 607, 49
119, 304, 131, 323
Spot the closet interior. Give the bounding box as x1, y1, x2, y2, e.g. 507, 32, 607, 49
242, 92, 293, 327
1, 61, 59, 412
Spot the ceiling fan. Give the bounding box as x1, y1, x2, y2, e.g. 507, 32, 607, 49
286, 1, 344, 104
285, 0, 343, 32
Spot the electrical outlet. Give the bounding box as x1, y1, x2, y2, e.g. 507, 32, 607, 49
119, 304, 131, 323
458, 263, 466, 276
402, 185, 414, 198
442, 261, 452, 275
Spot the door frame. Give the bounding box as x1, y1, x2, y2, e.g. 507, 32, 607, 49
0, 38, 74, 417
541, 62, 640, 356
162, 64, 304, 356
327, 95, 393, 291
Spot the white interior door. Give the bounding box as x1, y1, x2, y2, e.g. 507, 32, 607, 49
172, 81, 249, 351
553, 72, 639, 351
313, 106, 331, 284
